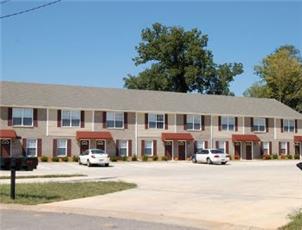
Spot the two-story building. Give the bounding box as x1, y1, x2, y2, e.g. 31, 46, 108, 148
1, 81, 302, 160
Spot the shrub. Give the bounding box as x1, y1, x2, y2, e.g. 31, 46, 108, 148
61, 156, 69, 162
40, 156, 48, 162
262, 154, 270, 160
52, 156, 59, 162
287, 154, 293, 160
161, 156, 168, 161
280, 154, 286, 160
294, 154, 300, 160
152, 155, 158, 161
110, 156, 118, 162
131, 156, 137, 161
121, 156, 128, 161
272, 154, 278, 160
142, 155, 148, 162
72, 155, 79, 162
234, 155, 240, 160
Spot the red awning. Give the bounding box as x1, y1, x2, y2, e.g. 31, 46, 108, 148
76, 131, 112, 140
232, 134, 260, 142
294, 136, 302, 142
162, 133, 194, 141
0, 129, 17, 139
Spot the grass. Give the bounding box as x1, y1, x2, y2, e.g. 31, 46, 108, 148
280, 210, 302, 230
0, 181, 136, 205
0, 174, 87, 180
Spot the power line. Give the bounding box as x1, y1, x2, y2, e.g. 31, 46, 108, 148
0, 0, 11, 4
0, 0, 62, 19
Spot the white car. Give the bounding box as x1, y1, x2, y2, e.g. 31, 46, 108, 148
192, 148, 229, 165
79, 149, 110, 167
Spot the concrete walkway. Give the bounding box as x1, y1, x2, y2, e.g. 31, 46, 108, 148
1, 161, 302, 229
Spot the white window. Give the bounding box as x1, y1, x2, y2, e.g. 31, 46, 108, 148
221, 116, 235, 131
107, 112, 124, 128
62, 110, 80, 127
280, 142, 288, 154
57, 139, 67, 156
12, 108, 33, 126
217, 141, 225, 152
119, 140, 128, 157
196, 141, 205, 151
144, 140, 153, 156
253, 118, 266, 132
26, 139, 37, 157
187, 115, 201, 130
148, 114, 164, 129
262, 142, 270, 155
283, 119, 295, 133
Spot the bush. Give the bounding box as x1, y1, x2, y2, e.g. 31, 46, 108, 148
262, 154, 270, 160
280, 154, 287, 160
72, 155, 79, 162
234, 155, 240, 160
161, 156, 168, 161
52, 156, 59, 162
61, 156, 69, 162
152, 155, 158, 161
40, 156, 48, 162
121, 156, 128, 161
294, 154, 300, 160
287, 154, 293, 160
110, 156, 118, 162
272, 154, 278, 160
142, 155, 148, 162
131, 156, 137, 161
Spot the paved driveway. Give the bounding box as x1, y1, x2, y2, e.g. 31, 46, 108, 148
1, 161, 302, 229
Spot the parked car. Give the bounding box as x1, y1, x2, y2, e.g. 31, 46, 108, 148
192, 148, 229, 165
79, 149, 110, 167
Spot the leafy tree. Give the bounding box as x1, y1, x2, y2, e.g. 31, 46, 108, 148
244, 45, 302, 112
124, 23, 243, 95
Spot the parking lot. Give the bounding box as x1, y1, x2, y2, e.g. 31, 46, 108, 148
1, 160, 302, 229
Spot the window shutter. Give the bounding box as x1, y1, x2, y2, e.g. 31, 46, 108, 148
8, 107, 12, 126
201, 115, 205, 131
278, 142, 281, 155
165, 114, 168, 130
153, 140, 157, 156
37, 139, 42, 157
124, 112, 128, 129
33, 109, 38, 127
53, 139, 57, 157
116, 140, 119, 156
235, 117, 238, 131
194, 141, 197, 153
67, 139, 72, 157
218, 116, 221, 131
295, 120, 298, 133
128, 140, 132, 157
141, 140, 145, 156
266, 118, 269, 133
281, 119, 284, 133
57, 110, 61, 127
216, 141, 219, 149
251, 118, 254, 132
81, 111, 85, 128
22, 138, 27, 156
145, 114, 148, 129
183, 114, 187, 130
260, 142, 263, 155
205, 141, 208, 149
226, 141, 229, 154
269, 142, 272, 155
287, 142, 290, 155
103, 112, 107, 128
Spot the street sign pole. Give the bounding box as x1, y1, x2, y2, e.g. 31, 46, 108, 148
10, 158, 16, 200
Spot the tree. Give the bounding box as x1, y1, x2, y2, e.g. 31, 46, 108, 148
124, 23, 243, 95
244, 45, 302, 112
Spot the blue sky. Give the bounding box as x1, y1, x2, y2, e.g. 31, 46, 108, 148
1, 1, 302, 95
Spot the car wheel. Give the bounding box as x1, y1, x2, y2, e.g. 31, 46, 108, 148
192, 157, 197, 163
87, 160, 91, 167
105, 163, 109, 167
221, 162, 226, 165
78, 160, 81, 165
207, 158, 212, 164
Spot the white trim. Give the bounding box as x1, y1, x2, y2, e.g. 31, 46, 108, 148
174, 114, 177, 132
12, 107, 34, 127
242, 117, 245, 134
274, 118, 277, 140
25, 138, 38, 157
46, 108, 49, 136
251, 142, 254, 160
61, 110, 81, 128
118, 139, 129, 157
220, 116, 235, 132
106, 111, 124, 129
210, 115, 213, 148
186, 114, 202, 131
56, 138, 68, 157
135, 112, 138, 156
283, 119, 295, 133
143, 140, 154, 157
148, 113, 165, 129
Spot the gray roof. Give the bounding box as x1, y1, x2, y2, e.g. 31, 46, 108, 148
1, 81, 302, 119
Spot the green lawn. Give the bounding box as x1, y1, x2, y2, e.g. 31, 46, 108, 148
280, 210, 302, 230
0, 174, 87, 179
0, 181, 136, 205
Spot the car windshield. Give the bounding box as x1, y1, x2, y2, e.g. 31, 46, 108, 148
91, 149, 105, 154
211, 149, 224, 154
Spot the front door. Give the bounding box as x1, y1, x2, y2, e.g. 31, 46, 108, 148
246, 143, 252, 160
80, 140, 89, 154
164, 141, 172, 160
178, 141, 186, 160
96, 140, 105, 151
0, 139, 11, 158
234, 142, 241, 159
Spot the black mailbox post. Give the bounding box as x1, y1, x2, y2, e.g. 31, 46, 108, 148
10, 158, 16, 199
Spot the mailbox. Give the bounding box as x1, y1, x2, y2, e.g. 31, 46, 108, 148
0, 157, 38, 171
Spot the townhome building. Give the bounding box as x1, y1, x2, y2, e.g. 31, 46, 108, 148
1, 81, 302, 160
